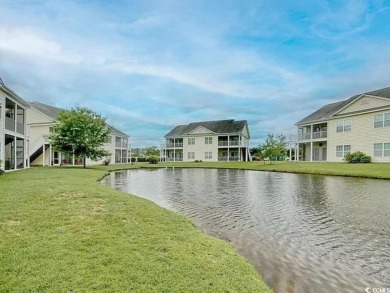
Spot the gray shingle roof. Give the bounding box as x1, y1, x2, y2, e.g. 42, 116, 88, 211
30, 101, 129, 137
30, 101, 62, 119
296, 87, 390, 125
165, 119, 249, 138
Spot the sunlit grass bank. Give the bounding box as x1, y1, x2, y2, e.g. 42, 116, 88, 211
94, 161, 390, 180
0, 167, 273, 292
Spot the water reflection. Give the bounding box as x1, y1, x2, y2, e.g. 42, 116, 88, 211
101, 168, 390, 293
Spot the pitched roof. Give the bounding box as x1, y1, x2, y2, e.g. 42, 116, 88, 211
165, 119, 249, 137
296, 86, 390, 125
111, 126, 129, 137
30, 101, 62, 119
30, 101, 129, 137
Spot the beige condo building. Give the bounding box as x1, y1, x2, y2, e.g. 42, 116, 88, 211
296, 87, 390, 162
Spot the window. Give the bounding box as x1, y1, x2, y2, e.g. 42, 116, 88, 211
205, 137, 212, 144
374, 143, 390, 157
188, 152, 195, 159
336, 145, 351, 158
336, 120, 352, 132
188, 138, 195, 145
374, 113, 390, 128
205, 152, 212, 159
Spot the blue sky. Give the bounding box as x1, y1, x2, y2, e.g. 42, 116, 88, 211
0, 0, 389, 147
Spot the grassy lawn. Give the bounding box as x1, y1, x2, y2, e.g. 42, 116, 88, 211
0, 167, 273, 292
94, 161, 390, 180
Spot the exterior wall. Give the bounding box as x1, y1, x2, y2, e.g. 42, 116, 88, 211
0, 86, 28, 170
183, 134, 218, 162
328, 109, 390, 162
338, 96, 390, 115
0, 94, 5, 169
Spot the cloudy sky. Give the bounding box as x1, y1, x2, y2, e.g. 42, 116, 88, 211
1, 0, 389, 146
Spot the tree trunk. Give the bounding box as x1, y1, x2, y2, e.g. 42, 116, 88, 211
84, 156, 86, 168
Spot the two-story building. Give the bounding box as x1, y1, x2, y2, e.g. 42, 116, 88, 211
27, 101, 130, 166
163, 119, 250, 162
296, 87, 390, 162
0, 78, 29, 171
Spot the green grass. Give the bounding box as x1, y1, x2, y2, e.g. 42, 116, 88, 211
0, 167, 273, 292
94, 161, 390, 180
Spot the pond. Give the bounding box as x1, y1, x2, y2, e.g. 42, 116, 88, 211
101, 168, 390, 293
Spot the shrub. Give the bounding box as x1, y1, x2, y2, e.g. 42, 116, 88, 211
0, 169, 4, 175
344, 151, 372, 163
102, 159, 111, 166
148, 155, 159, 164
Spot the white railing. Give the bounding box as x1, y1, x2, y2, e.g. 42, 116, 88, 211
17, 122, 24, 134
166, 158, 183, 162
5, 117, 15, 131
166, 143, 183, 148
312, 131, 327, 139
218, 156, 240, 161
298, 133, 311, 140
218, 141, 248, 147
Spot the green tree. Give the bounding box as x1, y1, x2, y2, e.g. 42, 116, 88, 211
47, 107, 112, 168
145, 146, 159, 157
250, 146, 263, 159
261, 134, 287, 164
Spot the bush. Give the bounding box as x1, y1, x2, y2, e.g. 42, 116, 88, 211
0, 169, 4, 175
102, 159, 111, 166
148, 155, 159, 164
344, 151, 372, 163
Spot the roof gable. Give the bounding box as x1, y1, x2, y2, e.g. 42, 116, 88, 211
296, 86, 390, 125
336, 95, 390, 115
187, 126, 215, 135
165, 119, 248, 137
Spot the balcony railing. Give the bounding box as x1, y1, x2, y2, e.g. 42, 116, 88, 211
17, 122, 24, 135
5, 117, 15, 131
166, 143, 183, 148
312, 131, 327, 139
299, 131, 327, 140
218, 156, 240, 161
218, 141, 248, 147
298, 133, 311, 140
166, 158, 183, 162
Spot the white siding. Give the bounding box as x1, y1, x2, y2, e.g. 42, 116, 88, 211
328, 109, 390, 162
0, 94, 5, 169
338, 95, 390, 115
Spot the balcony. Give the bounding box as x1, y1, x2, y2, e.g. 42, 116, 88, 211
312, 131, 327, 139
5, 117, 15, 131
166, 158, 183, 162
218, 156, 240, 161
218, 141, 248, 147
166, 143, 183, 148
17, 122, 24, 134
299, 131, 327, 140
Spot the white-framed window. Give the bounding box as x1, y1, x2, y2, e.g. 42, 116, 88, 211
336, 145, 351, 157
374, 143, 390, 157
188, 137, 195, 145
336, 120, 352, 132
374, 113, 390, 128
188, 152, 195, 159
205, 152, 212, 159
205, 137, 212, 144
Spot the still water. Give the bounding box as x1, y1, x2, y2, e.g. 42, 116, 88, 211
101, 168, 390, 293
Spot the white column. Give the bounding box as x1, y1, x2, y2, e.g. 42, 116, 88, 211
42, 144, 46, 166
49, 144, 52, 166
227, 135, 230, 162
14, 136, 17, 170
